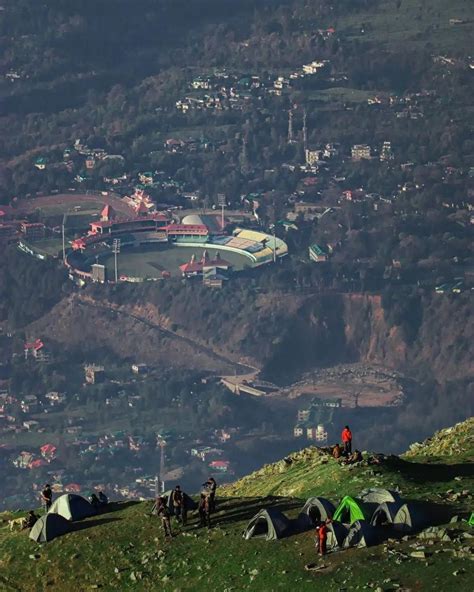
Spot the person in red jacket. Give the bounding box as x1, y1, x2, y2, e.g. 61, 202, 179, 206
341, 425, 352, 456
317, 520, 329, 556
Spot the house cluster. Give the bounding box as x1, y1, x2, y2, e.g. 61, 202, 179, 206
189, 427, 237, 473
0, 386, 69, 437
12, 443, 57, 470
176, 58, 332, 112
33, 139, 125, 178
77, 431, 149, 461
293, 397, 342, 442
24, 338, 50, 362
164, 136, 216, 154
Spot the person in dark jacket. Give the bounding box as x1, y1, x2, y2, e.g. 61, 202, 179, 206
203, 477, 217, 512
41, 484, 52, 512
156, 496, 172, 538
171, 485, 187, 526
98, 491, 108, 506
198, 493, 211, 529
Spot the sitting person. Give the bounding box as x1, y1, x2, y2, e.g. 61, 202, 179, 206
341, 449, 363, 466
22, 510, 39, 530
332, 443, 342, 459
89, 493, 100, 508
98, 491, 108, 506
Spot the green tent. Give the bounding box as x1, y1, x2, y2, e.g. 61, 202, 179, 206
29, 513, 71, 543
333, 496, 376, 525
469, 513, 474, 526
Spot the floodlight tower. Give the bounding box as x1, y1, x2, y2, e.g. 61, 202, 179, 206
62, 213, 68, 263
303, 109, 308, 153
112, 238, 121, 283
159, 440, 166, 493
217, 193, 226, 230
287, 109, 295, 144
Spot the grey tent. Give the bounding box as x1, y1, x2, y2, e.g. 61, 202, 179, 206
370, 500, 404, 527
300, 497, 336, 526
29, 512, 71, 543
151, 490, 198, 515
343, 519, 381, 548
392, 502, 430, 533
326, 520, 349, 551
243, 508, 291, 541
360, 488, 402, 505
49, 494, 96, 521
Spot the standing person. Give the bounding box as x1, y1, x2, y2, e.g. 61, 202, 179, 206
204, 477, 217, 512
156, 496, 172, 538
318, 520, 329, 556
198, 494, 211, 529
341, 425, 352, 456
41, 483, 53, 512
171, 485, 186, 526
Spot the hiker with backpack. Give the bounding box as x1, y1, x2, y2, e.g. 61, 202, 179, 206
203, 477, 217, 512
198, 493, 212, 529
171, 485, 187, 526
155, 496, 172, 538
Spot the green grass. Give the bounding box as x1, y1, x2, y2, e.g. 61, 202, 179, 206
307, 88, 375, 104
23, 238, 64, 258
1, 493, 473, 592
35, 201, 104, 218
334, 0, 473, 53
100, 244, 252, 279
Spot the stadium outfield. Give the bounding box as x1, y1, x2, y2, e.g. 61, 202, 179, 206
66, 213, 288, 282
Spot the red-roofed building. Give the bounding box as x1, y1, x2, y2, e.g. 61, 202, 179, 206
101, 204, 115, 222
179, 251, 232, 278
28, 458, 47, 469
40, 443, 57, 462
24, 339, 49, 362
208, 460, 230, 472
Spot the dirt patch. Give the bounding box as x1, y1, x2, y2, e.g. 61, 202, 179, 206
279, 363, 406, 408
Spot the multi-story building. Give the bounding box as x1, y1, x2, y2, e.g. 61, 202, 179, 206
351, 144, 371, 161
20, 222, 45, 241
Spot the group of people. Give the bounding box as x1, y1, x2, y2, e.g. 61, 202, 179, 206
89, 491, 109, 508
155, 477, 217, 539
331, 426, 363, 465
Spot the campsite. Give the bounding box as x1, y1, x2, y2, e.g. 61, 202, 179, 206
0, 420, 473, 591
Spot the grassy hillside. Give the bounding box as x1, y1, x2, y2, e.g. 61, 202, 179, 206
1, 419, 473, 591
221, 417, 474, 502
